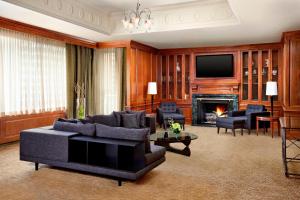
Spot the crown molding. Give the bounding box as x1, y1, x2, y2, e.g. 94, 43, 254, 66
3, 0, 111, 34
3, 0, 239, 36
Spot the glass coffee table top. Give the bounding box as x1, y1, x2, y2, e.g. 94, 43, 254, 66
150, 131, 198, 141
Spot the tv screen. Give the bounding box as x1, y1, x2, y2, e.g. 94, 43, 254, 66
196, 54, 234, 78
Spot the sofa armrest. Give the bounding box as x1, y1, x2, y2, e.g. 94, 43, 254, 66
228, 110, 246, 117
20, 128, 79, 162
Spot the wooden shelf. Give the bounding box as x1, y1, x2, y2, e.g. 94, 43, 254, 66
241, 48, 281, 105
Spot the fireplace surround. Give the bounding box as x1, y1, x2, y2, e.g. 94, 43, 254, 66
192, 94, 238, 126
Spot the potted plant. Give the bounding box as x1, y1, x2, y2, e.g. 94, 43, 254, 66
168, 119, 182, 135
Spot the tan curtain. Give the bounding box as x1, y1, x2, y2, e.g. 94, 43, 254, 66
93, 48, 125, 115
66, 44, 94, 118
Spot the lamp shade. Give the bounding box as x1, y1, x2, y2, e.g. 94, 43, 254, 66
266, 81, 278, 96
147, 82, 157, 95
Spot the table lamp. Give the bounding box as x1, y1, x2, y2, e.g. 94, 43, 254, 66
147, 82, 157, 113
266, 81, 278, 116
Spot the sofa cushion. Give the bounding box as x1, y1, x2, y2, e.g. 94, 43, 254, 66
92, 113, 117, 127
126, 110, 146, 128
162, 113, 185, 120
95, 124, 151, 153
216, 116, 247, 125
144, 145, 166, 165
113, 111, 127, 126
122, 114, 140, 128
53, 121, 95, 136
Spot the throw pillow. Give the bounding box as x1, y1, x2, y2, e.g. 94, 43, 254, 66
92, 114, 117, 127
113, 111, 127, 126
126, 110, 146, 128
57, 118, 79, 123
122, 113, 139, 128
53, 121, 95, 137
95, 124, 151, 153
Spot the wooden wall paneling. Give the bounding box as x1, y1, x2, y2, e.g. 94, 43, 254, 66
136, 49, 144, 104
0, 111, 65, 144
283, 40, 290, 109
289, 38, 300, 107
129, 48, 137, 106
144, 50, 151, 102
278, 48, 283, 104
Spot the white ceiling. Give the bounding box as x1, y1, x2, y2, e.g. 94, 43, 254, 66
1, 0, 300, 48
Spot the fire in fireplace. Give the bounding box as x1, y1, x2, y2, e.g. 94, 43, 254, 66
215, 105, 226, 116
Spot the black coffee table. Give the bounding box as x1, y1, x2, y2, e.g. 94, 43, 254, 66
150, 132, 198, 156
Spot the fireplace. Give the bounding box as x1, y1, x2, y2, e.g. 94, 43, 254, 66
197, 98, 230, 125
192, 94, 238, 126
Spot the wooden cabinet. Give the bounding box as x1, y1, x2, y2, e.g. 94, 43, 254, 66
240, 48, 282, 115
159, 54, 192, 123
282, 31, 300, 116
160, 54, 191, 101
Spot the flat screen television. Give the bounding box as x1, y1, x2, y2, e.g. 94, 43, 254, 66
196, 54, 234, 78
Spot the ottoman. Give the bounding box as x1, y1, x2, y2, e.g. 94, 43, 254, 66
216, 117, 246, 136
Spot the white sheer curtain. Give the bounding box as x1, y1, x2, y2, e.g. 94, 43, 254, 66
93, 48, 123, 114
0, 28, 67, 116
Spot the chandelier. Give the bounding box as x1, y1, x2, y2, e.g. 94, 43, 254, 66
122, 0, 152, 32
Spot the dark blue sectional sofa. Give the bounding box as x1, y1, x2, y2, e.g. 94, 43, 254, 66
20, 111, 166, 186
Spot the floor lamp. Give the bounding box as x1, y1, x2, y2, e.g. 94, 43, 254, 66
266, 81, 278, 116
147, 82, 157, 113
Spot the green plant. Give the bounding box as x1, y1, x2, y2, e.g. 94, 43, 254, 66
168, 119, 182, 134
78, 104, 85, 119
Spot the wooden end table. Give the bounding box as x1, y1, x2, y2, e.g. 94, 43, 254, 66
256, 116, 280, 138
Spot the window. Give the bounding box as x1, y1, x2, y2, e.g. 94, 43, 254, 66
0, 28, 66, 116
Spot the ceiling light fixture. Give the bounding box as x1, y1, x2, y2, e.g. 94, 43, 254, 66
122, 0, 152, 32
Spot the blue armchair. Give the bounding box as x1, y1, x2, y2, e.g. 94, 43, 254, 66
157, 102, 185, 130
228, 104, 270, 134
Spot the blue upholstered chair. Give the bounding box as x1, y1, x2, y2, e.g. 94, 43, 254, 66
216, 104, 270, 136
157, 102, 185, 130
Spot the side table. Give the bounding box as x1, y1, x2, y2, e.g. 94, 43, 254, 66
145, 113, 156, 134
256, 116, 280, 138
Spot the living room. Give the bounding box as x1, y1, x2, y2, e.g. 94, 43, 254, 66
0, 0, 300, 199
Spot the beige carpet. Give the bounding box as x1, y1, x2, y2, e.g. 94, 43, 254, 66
0, 126, 300, 200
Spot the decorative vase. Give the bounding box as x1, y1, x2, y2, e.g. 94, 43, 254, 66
76, 98, 85, 119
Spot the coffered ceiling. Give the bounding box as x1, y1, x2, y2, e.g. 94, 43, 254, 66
1, 0, 300, 48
